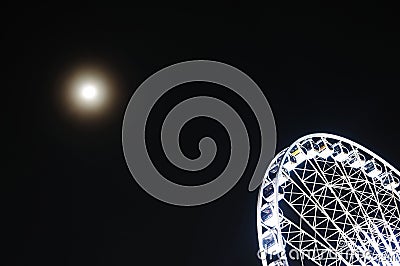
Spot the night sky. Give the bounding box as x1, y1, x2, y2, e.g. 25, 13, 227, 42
4, 5, 400, 266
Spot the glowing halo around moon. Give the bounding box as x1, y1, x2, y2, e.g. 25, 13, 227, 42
60, 65, 118, 120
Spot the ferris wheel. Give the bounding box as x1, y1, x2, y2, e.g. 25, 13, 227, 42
257, 133, 400, 266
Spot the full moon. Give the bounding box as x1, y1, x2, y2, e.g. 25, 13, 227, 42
61, 65, 118, 119
81, 84, 98, 100
72, 81, 104, 109
65, 77, 108, 115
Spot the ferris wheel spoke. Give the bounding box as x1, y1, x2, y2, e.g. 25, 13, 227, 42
292, 158, 376, 261
283, 170, 369, 261
365, 176, 400, 257
281, 216, 355, 266
321, 159, 389, 261
335, 153, 400, 258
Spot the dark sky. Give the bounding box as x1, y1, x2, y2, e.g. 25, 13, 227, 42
3, 5, 400, 266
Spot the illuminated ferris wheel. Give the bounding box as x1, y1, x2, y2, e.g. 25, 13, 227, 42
257, 133, 400, 266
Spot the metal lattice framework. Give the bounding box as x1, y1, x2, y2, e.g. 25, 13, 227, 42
257, 133, 400, 266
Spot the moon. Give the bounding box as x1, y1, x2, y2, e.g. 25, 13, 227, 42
66, 78, 107, 116
81, 84, 98, 101
60, 65, 118, 120
72, 80, 105, 110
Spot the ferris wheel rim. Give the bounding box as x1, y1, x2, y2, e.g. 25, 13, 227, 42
282, 133, 400, 177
